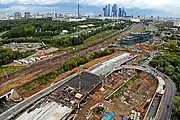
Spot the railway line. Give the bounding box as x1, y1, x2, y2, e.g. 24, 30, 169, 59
0, 24, 142, 94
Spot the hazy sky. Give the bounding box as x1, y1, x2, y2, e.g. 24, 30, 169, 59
0, 0, 180, 16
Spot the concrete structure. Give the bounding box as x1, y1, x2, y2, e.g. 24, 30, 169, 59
89, 53, 137, 76
156, 76, 166, 95
0, 73, 77, 120
24, 12, 30, 19
52, 18, 86, 22
112, 4, 117, 17
78, 3, 80, 18
15, 72, 100, 120
118, 8, 122, 17
53, 13, 58, 18
0, 89, 22, 114
14, 12, 22, 20
107, 4, 111, 17
115, 32, 153, 46
103, 5, 108, 17
130, 18, 141, 23
16, 102, 72, 120
173, 21, 180, 27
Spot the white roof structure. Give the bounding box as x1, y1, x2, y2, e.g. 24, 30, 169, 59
16, 102, 72, 120
89, 53, 136, 76
87, 24, 94, 27
156, 76, 165, 95
62, 30, 69, 33
78, 25, 88, 28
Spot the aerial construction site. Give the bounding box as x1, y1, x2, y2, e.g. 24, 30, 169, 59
0, 23, 168, 120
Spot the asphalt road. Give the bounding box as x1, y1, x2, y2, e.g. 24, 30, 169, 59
146, 66, 176, 120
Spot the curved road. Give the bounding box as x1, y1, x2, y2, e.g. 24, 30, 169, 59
147, 66, 176, 120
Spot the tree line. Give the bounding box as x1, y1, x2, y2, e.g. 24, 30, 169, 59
1, 19, 110, 38
0, 47, 35, 66
150, 40, 180, 119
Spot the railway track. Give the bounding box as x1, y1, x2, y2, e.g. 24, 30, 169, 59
0, 24, 137, 87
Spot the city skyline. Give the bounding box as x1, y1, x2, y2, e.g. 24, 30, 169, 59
0, 1, 180, 17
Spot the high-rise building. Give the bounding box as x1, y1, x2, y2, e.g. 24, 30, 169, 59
118, 8, 122, 17
108, 4, 111, 17
103, 5, 108, 17
53, 13, 58, 18
112, 4, 117, 17
24, 12, 30, 19
14, 12, 22, 20
122, 7, 127, 17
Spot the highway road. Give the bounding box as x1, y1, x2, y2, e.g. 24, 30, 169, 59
143, 49, 176, 120
147, 66, 176, 120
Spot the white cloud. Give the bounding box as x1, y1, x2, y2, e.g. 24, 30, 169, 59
0, 0, 179, 9
0, 0, 180, 16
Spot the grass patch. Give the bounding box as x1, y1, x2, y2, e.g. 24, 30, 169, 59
17, 69, 64, 93
0, 66, 24, 78
110, 76, 138, 99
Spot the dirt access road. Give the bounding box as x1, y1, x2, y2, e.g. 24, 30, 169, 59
0, 24, 145, 95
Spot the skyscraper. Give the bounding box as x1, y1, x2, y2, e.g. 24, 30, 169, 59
24, 12, 30, 19
112, 4, 117, 17
122, 7, 127, 17
108, 4, 111, 17
118, 8, 122, 17
53, 13, 58, 18
14, 12, 22, 20
103, 5, 108, 17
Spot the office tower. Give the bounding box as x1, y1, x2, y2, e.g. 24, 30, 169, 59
105, 5, 108, 16
103, 7, 106, 17
112, 4, 117, 17
108, 4, 111, 17
103, 5, 108, 17
14, 12, 22, 20
122, 7, 127, 17
24, 12, 30, 19
118, 8, 122, 17
53, 13, 58, 18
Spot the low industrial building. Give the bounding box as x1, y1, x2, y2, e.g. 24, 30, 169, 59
120, 33, 153, 46
111, 32, 153, 47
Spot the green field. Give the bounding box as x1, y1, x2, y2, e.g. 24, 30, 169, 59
0, 66, 24, 78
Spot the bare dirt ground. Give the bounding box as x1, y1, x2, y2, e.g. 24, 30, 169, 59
75, 72, 157, 120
